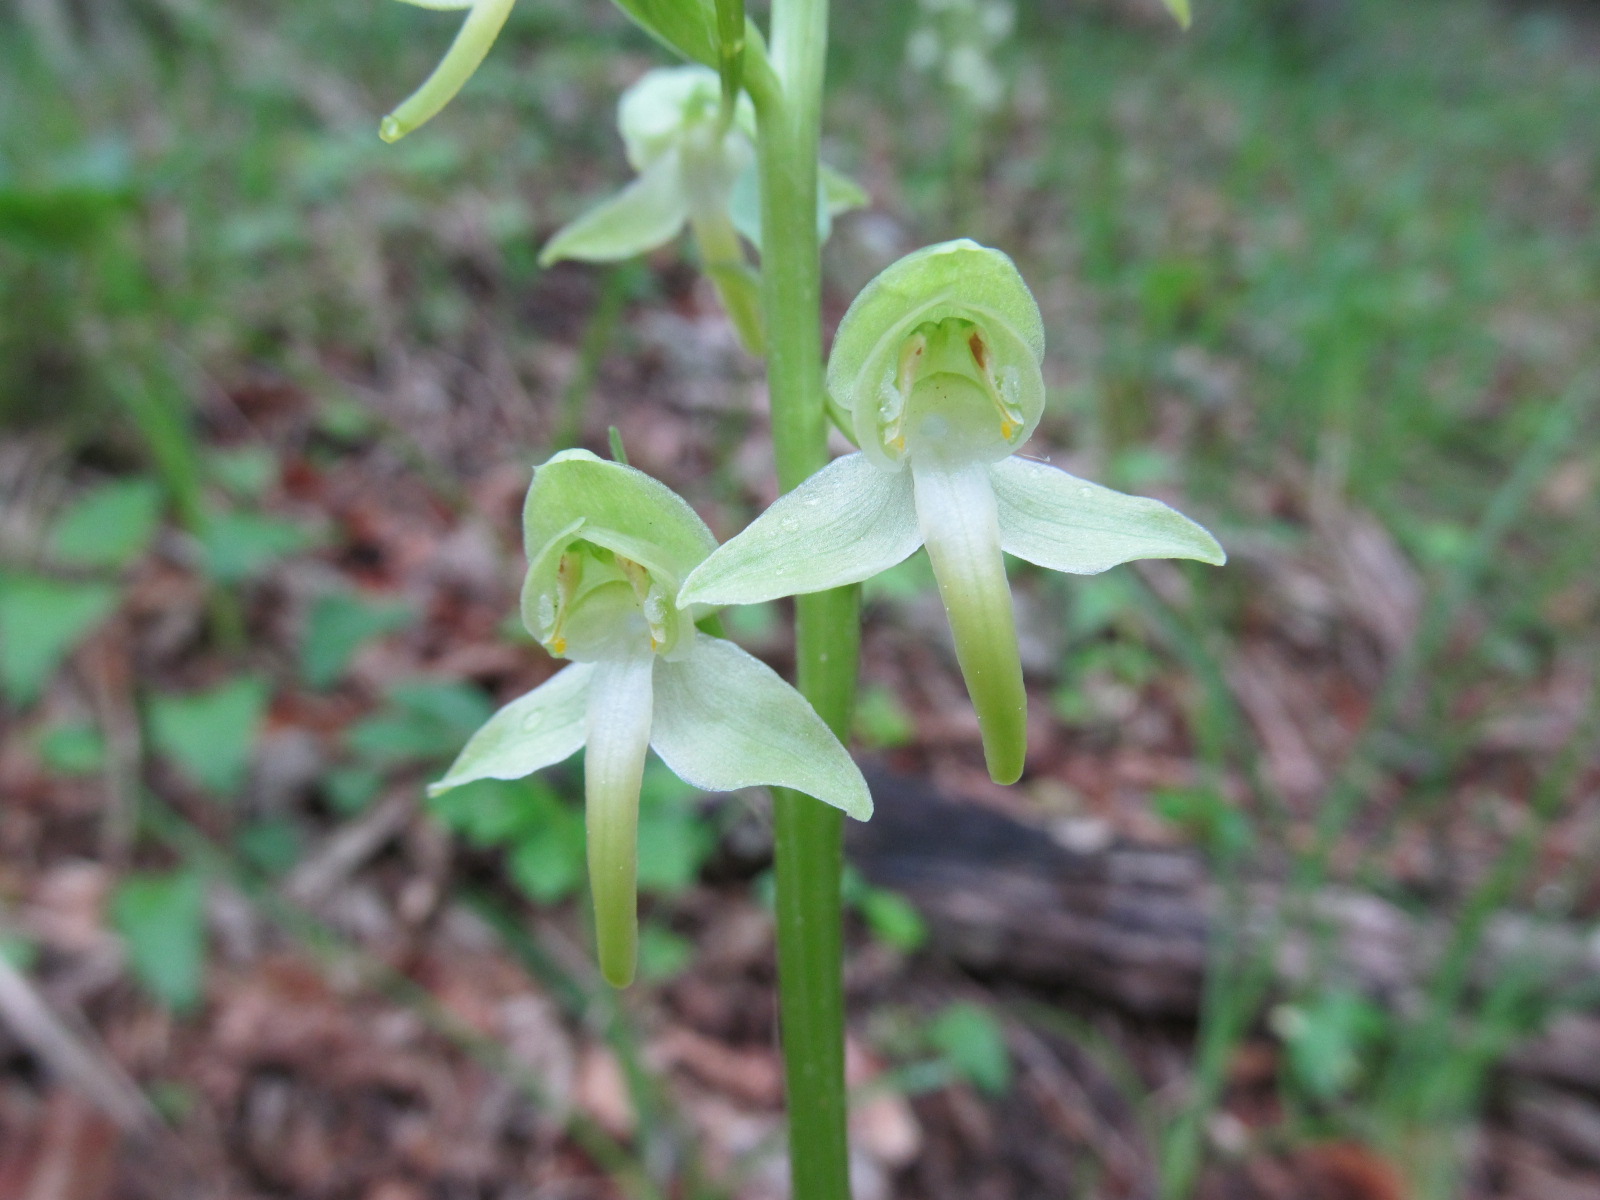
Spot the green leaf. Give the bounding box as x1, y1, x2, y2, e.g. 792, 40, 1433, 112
609, 0, 721, 67
1162, 0, 1193, 30
1273, 989, 1383, 1101
538, 151, 689, 267
349, 680, 496, 769
990, 458, 1226, 574
1153, 788, 1253, 859
858, 886, 927, 952
148, 676, 269, 796
199, 512, 316, 583
300, 590, 415, 689
0, 933, 39, 971
637, 923, 695, 981
236, 818, 303, 876
508, 817, 585, 903
635, 772, 713, 893
854, 686, 915, 750
649, 635, 873, 820
38, 722, 107, 775
111, 870, 207, 1013
0, 139, 137, 251
430, 666, 593, 794
324, 766, 383, 815
929, 1002, 1011, 1096
380, 0, 519, 142
679, 454, 920, 607
0, 575, 119, 706
206, 447, 279, 500
50, 478, 163, 569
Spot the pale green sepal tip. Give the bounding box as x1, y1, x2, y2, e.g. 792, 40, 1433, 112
428, 662, 595, 796
651, 637, 873, 821
538, 151, 690, 267
393, 0, 475, 10
678, 454, 920, 608
912, 458, 1026, 786
989, 458, 1226, 574
1163, 0, 1193, 30
379, 0, 517, 143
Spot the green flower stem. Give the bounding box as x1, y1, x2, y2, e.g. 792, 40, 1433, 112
752, 0, 858, 1196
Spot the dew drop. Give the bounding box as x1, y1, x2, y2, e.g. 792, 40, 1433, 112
780, 517, 800, 533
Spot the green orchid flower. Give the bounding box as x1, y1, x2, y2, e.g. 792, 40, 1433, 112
539, 65, 867, 354
431, 450, 871, 987
679, 240, 1225, 785
379, 0, 518, 144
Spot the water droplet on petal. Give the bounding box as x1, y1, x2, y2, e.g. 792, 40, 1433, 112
780, 517, 800, 533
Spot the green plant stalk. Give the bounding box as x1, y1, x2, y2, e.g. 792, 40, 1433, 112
749, 0, 859, 1196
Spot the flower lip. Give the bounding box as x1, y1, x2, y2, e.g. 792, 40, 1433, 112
524, 533, 686, 663
885, 317, 1029, 466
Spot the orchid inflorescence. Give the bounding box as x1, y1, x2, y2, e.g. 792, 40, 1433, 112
389, 0, 1222, 990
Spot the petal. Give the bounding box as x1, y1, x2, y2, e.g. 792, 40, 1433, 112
650, 637, 872, 820
678, 455, 920, 607
584, 654, 656, 988
380, 0, 517, 143
912, 456, 1027, 785
990, 457, 1226, 574
429, 663, 595, 796
537, 151, 690, 267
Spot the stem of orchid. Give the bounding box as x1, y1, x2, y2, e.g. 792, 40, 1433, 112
753, 0, 857, 1196
583, 654, 655, 989
912, 456, 1027, 784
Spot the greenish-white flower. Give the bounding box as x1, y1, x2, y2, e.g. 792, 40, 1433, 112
539, 65, 865, 354
679, 240, 1225, 785
432, 450, 871, 987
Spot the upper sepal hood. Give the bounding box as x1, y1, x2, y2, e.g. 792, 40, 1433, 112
827, 239, 1046, 471
436, 450, 872, 988
520, 449, 718, 662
